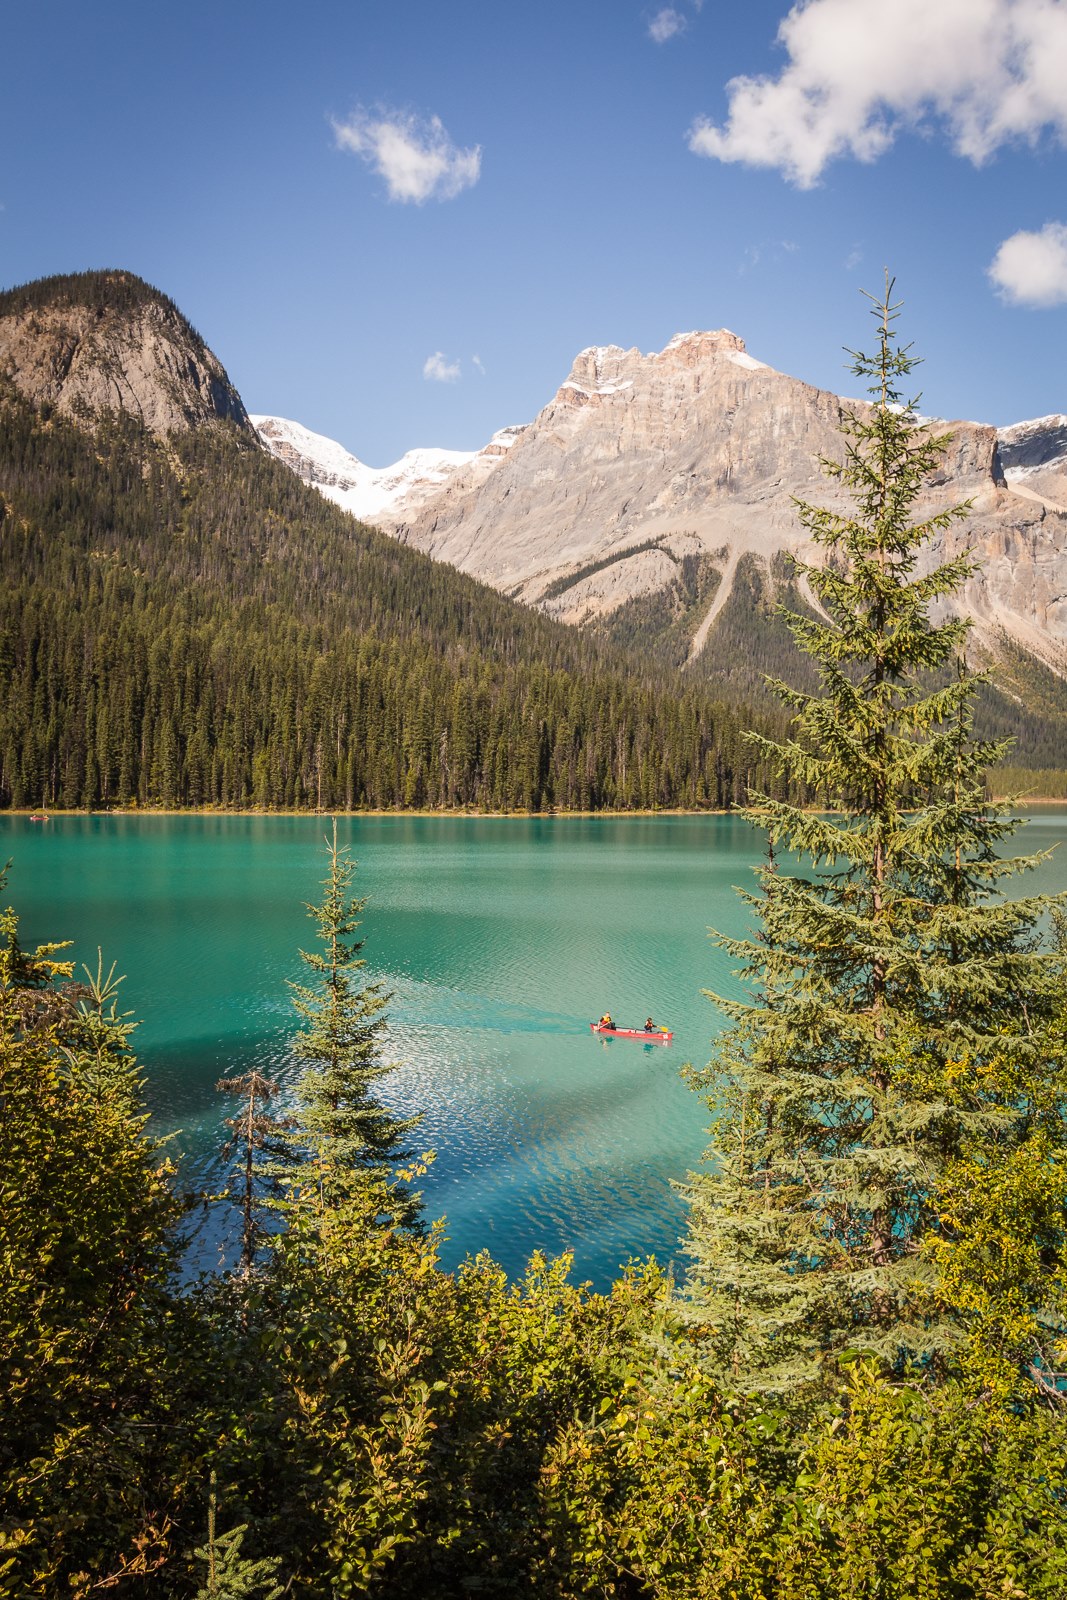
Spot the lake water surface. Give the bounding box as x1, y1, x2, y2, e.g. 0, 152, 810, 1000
5, 810, 1067, 1288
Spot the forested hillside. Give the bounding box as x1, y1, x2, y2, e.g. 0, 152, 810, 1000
603, 548, 1067, 770
0, 269, 211, 348
0, 383, 788, 812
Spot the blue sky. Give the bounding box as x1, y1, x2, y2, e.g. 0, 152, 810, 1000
4, 0, 1067, 463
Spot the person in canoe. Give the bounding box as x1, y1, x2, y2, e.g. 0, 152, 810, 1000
599, 1012, 615, 1030
645, 1017, 655, 1033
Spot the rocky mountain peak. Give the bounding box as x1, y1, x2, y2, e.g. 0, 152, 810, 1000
0, 269, 251, 438
555, 329, 767, 410
997, 414, 1067, 476
655, 328, 756, 367
372, 329, 1067, 670
254, 324, 1067, 677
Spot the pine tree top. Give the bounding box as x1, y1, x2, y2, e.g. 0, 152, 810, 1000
0, 268, 209, 355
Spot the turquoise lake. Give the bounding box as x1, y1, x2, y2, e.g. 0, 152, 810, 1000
4, 810, 1067, 1288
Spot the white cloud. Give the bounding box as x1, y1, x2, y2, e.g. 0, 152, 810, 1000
423, 352, 461, 383
649, 7, 687, 42
739, 238, 799, 273
333, 107, 481, 203
688, 0, 1067, 188
472, 354, 486, 375
989, 222, 1067, 306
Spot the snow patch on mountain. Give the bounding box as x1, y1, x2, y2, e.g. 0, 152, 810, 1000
251, 413, 476, 521
252, 415, 523, 525
662, 331, 699, 350
560, 380, 635, 398
727, 350, 768, 372
997, 415, 1067, 478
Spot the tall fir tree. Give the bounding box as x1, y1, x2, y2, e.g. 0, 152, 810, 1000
216, 1068, 296, 1274
682, 280, 1063, 1395
61, 951, 143, 1111
289, 822, 421, 1220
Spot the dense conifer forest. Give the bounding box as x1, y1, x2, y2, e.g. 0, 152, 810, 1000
604, 548, 1067, 772
0, 268, 207, 344
0, 381, 794, 813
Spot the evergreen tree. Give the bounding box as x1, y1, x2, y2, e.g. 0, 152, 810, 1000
216, 1069, 295, 1273
682, 280, 1062, 1395
62, 950, 142, 1109
289, 823, 420, 1218
193, 1470, 283, 1600
0, 873, 194, 1593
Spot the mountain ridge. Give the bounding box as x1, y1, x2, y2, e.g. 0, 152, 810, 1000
250, 413, 526, 524
0, 269, 251, 438
0, 270, 786, 813
255, 332, 1067, 676
6, 265, 1067, 797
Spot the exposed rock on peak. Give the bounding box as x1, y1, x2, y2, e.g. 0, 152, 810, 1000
998, 414, 1067, 476
256, 325, 1067, 677
554, 331, 769, 409
383, 330, 1067, 670
0, 270, 251, 438
480, 424, 526, 458
558, 344, 638, 405
655, 328, 760, 368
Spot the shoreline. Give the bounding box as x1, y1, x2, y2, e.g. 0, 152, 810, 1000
5, 795, 1067, 821
4, 805, 738, 820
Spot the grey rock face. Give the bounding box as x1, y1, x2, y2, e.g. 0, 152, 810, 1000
0, 288, 250, 438
998, 415, 1067, 475
385, 331, 1067, 668
996, 415, 1067, 517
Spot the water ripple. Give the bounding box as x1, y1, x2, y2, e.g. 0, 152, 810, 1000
7, 810, 1061, 1285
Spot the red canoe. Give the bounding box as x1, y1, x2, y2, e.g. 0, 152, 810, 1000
590, 1022, 672, 1044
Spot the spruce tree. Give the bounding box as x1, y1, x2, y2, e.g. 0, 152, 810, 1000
193, 1470, 283, 1599
289, 822, 420, 1218
216, 1069, 296, 1273
682, 280, 1061, 1395
62, 951, 143, 1110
